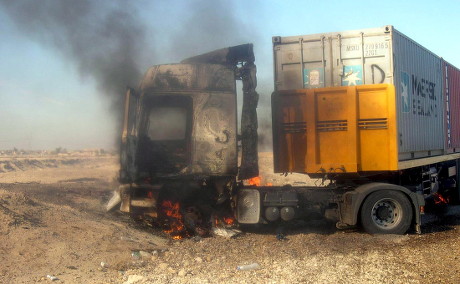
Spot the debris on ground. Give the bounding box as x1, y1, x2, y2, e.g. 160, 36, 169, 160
236, 263, 261, 271
211, 227, 242, 238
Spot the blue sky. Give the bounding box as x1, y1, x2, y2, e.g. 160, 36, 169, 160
1, 0, 459, 150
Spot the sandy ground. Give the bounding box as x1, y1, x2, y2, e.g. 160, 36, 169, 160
0, 153, 459, 283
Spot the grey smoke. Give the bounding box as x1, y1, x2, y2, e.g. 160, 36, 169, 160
169, 1, 249, 59
0, 0, 146, 125
1, 0, 272, 149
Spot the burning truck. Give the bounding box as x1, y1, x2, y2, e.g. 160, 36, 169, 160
109, 26, 460, 237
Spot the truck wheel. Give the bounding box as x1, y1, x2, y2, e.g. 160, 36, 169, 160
360, 190, 412, 234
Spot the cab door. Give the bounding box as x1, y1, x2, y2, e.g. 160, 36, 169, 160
120, 88, 139, 183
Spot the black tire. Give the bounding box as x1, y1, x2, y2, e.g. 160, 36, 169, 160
360, 190, 413, 235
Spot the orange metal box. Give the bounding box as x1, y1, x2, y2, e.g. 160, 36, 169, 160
272, 84, 398, 175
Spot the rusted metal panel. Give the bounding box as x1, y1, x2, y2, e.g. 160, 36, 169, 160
444, 62, 460, 152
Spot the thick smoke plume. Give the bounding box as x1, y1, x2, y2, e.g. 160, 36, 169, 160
0, 0, 147, 132
169, 1, 248, 59
1, 0, 271, 149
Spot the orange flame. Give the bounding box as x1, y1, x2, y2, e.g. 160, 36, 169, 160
223, 216, 235, 225
247, 176, 273, 187
248, 176, 261, 186
161, 200, 187, 239
213, 215, 236, 227
433, 192, 449, 205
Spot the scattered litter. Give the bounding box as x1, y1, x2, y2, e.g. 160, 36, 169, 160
276, 232, 287, 241
131, 251, 141, 260
123, 274, 145, 284
276, 226, 287, 241
191, 235, 203, 242
106, 189, 121, 211
100, 262, 109, 268
120, 236, 135, 242
139, 251, 152, 258
236, 263, 260, 271
46, 275, 59, 281
211, 227, 241, 238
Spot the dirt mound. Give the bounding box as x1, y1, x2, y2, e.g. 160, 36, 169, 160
0, 190, 42, 232
0, 182, 169, 284
0, 156, 118, 184
0, 158, 82, 173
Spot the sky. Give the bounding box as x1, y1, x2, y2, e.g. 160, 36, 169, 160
1, 0, 459, 150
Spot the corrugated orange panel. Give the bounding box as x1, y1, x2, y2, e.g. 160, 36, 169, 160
272, 90, 308, 173
272, 84, 398, 175
356, 84, 398, 171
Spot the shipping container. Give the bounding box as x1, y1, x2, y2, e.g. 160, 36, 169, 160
443, 61, 460, 152
272, 25, 450, 174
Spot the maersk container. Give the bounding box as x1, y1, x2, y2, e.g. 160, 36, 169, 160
444, 61, 460, 152
272, 25, 446, 168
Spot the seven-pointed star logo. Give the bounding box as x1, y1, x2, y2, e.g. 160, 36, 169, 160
401, 80, 409, 112
343, 69, 361, 86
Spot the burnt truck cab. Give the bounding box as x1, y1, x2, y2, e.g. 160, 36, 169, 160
118, 64, 238, 216
121, 63, 238, 181
116, 44, 259, 221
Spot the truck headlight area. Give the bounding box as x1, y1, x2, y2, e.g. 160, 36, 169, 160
236, 189, 261, 224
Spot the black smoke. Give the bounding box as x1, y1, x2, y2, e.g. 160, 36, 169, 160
0, 0, 271, 149
0, 0, 147, 132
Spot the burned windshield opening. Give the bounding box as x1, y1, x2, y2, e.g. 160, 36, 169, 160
136, 95, 193, 176
148, 107, 187, 140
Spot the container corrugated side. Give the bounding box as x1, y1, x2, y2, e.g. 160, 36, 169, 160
391, 29, 444, 160
444, 62, 460, 152
272, 26, 393, 91
273, 25, 445, 162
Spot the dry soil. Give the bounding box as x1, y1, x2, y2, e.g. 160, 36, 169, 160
0, 153, 459, 284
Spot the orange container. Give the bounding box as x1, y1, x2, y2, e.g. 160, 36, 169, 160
272, 84, 398, 175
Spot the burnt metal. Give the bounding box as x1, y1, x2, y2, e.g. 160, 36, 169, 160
182, 43, 259, 179
181, 44, 255, 66
238, 61, 259, 179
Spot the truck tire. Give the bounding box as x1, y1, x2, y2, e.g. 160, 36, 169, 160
360, 190, 412, 234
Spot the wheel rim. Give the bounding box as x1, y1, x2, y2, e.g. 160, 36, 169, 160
370, 198, 402, 229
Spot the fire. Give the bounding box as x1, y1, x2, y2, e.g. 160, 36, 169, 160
161, 200, 188, 239
247, 176, 273, 187
213, 215, 236, 227
223, 216, 235, 225
248, 176, 261, 186
433, 192, 449, 205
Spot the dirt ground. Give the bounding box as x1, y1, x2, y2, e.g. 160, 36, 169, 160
0, 153, 459, 284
